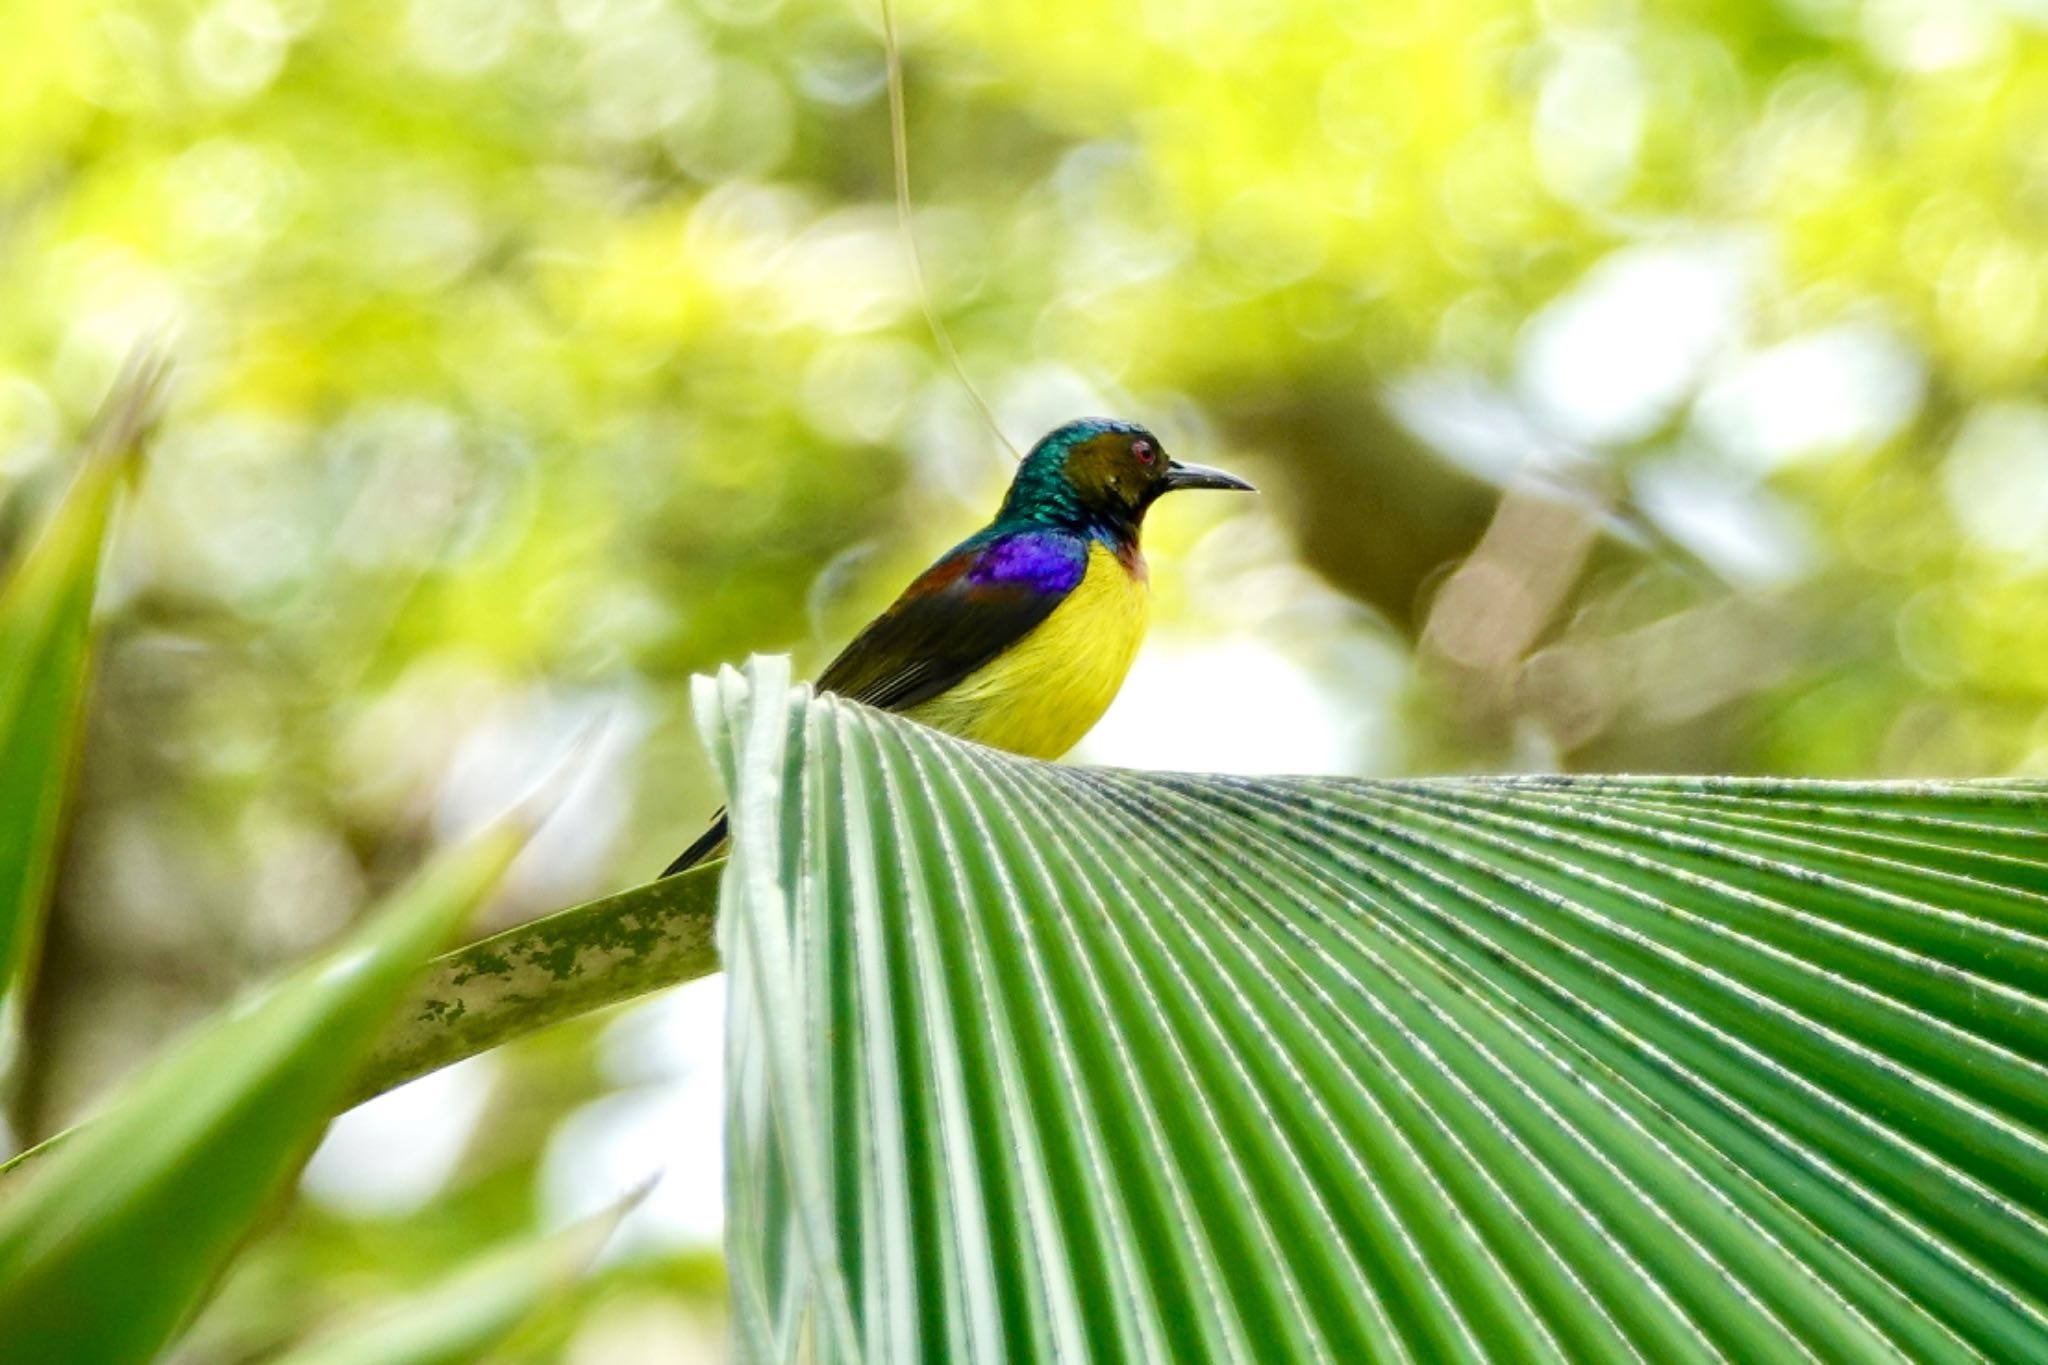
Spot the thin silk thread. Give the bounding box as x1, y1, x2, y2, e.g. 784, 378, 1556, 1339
879, 0, 1022, 460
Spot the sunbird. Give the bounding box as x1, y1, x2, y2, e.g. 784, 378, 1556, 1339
664, 417, 1254, 875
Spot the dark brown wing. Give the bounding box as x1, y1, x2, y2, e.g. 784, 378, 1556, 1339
816, 528, 1088, 712
662, 528, 1087, 878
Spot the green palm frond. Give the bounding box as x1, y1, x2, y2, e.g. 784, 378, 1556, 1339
705, 657, 2048, 1363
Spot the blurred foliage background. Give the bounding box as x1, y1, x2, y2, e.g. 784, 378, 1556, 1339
3, 0, 2047, 1356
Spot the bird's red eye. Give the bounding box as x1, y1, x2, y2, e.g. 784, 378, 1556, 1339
1133, 438, 1156, 464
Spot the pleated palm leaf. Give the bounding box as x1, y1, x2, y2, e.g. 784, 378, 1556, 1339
703, 656, 2048, 1364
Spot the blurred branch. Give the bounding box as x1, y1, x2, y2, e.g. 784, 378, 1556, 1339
343, 862, 722, 1107
1420, 482, 1600, 677
1218, 369, 1728, 639
1215, 373, 1499, 633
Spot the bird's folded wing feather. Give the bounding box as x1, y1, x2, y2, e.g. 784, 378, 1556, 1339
817, 529, 1089, 712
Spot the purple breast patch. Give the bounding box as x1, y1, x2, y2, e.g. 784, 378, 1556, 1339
968, 533, 1088, 596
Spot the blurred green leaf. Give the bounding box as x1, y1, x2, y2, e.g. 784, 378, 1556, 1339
0, 354, 164, 1025
0, 859, 721, 1186
0, 823, 520, 1364
707, 657, 2048, 1363
270, 1203, 629, 1365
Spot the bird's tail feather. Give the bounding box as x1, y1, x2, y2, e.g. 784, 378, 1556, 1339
662, 811, 730, 878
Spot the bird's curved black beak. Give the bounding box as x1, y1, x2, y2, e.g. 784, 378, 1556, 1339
1163, 459, 1256, 493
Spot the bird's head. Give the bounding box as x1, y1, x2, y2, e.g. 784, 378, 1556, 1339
999, 418, 1254, 538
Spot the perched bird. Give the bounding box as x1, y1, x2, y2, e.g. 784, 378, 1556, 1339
663, 417, 1253, 875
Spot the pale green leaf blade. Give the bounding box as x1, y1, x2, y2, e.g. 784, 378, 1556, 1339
706, 657, 2048, 1364
0, 353, 164, 1011
270, 1204, 628, 1365
0, 460, 110, 995
0, 825, 520, 1364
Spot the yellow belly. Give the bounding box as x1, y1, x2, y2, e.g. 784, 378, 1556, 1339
904, 542, 1149, 760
